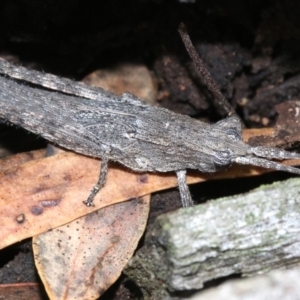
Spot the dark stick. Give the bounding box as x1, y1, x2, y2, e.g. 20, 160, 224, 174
178, 22, 236, 117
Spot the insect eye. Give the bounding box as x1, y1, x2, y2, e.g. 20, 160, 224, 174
225, 127, 241, 141
213, 150, 232, 168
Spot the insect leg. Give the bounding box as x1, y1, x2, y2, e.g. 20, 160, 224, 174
83, 158, 109, 207
176, 170, 193, 207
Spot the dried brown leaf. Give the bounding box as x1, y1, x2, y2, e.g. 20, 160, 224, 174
33, 196, 150, 300
0, 149, 45, 171
0, 129, 299, 250
0, 283, 46, 300
83, 63, 157, 105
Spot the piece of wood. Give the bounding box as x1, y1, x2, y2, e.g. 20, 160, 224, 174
125, 178, 300, 299
190, 267, 300, 300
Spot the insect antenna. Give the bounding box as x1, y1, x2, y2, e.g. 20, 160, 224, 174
250, 146, 300, 160
234, 156, 300, 175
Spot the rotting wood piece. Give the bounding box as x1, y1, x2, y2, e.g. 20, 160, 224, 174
125, 178, 300, 299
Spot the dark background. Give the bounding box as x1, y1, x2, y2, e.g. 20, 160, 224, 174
2, 0, 300, 122
0, 1, 300, 299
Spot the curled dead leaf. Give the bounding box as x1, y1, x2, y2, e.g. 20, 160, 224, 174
33, 196, 150, 300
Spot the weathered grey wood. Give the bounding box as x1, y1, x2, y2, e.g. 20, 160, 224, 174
124, 178, 300, 299
190, 267, 300, 300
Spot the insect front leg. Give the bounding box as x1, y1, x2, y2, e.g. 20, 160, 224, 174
83, 158, 109, 207
176, 170, 193, 207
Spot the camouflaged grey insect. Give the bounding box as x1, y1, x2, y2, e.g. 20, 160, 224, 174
0, 55, 299, 207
